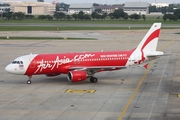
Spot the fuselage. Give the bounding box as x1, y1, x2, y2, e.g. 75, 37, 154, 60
5, 49, 147, 76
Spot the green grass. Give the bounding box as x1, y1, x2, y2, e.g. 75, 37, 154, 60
0, 36, 97, 40
0, 19, 179, 24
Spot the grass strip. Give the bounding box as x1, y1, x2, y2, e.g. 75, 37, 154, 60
0, 26, 178, 31
0, 36, 97, 40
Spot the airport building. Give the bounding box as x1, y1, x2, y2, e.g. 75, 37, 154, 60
151, 3, 169, 8
2, 1, 55, 15
124, 2, 149, 15
94, 5, 124, 14
68, 3, 94, 14
0, 5, 10, 13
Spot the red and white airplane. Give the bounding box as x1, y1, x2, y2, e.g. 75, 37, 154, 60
5, 23, 164, 84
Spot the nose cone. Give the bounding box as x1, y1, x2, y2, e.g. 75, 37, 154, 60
5, 64, 25, 75
5, 64, 14, 74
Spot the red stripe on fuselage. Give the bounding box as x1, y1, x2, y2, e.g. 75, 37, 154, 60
24, 50, 134, 76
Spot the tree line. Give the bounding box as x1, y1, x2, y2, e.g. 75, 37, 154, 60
0, 9, 144, 21
163, 9, 180, 21
1, 8, 180, 21
1, 12, 34, 20
47, 9, 143, 21
149, 3, 180, 13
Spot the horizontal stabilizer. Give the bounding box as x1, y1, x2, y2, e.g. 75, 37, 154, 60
143, 64, 149, 69
146, 51, 164, 57
148, 53, 171, 57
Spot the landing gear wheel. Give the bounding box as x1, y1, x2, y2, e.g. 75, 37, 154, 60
27, 80, 31, 84
27, 75, 32, 85
90, 77, 98, 83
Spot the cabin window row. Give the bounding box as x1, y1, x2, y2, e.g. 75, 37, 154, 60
37, 57, 129, 64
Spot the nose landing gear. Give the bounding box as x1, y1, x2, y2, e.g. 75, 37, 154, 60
27, 80, 31, 84
27, 75, 32, 85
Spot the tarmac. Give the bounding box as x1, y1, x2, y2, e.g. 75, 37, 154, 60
0, 29, 179, 120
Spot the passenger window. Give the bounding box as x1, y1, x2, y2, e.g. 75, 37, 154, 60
20, 61, 23, 64
17, 61, 20, 64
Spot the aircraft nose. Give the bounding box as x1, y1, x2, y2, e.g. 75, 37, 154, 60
5, 64, 26, 75
5, 64, 14, 74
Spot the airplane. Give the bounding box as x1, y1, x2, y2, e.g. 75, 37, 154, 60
5, 23, 164, 84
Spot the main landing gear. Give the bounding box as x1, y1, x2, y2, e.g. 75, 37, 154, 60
27, 75, 32, 85
90, 77, 98, 83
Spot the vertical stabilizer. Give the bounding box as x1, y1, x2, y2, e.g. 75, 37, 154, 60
136, 23, 161, 51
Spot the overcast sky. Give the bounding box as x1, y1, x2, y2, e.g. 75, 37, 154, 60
0, 0, 179, 4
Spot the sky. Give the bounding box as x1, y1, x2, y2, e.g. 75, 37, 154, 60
0, 0, 179, 4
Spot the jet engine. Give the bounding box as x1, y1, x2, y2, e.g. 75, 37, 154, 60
67, 70, 87, 82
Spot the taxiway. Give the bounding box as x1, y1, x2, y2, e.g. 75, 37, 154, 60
0, 29, 179, 120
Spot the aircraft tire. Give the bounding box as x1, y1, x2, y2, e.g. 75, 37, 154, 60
90, 77, 98, 83
27, 80, 31, 84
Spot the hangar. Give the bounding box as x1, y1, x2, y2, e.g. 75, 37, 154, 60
124, 2, 149, 15
9, 2, 55, 15
68, 3, 94, 14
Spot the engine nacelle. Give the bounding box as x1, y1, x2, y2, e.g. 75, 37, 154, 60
67, 71, 87, 82
46, 73, 61, 77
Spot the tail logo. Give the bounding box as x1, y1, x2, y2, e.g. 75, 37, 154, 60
141, 29, 160, 51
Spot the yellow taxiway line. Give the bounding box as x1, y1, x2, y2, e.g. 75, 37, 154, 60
118, 39, 175, 120
159, 39, 175, 51
65, 89, 96, 93
177, 94, 180, 98
118, 60, 154, 120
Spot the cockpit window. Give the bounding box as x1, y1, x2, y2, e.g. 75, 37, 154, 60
12, 61, 17, 64
12, 61, 23, 64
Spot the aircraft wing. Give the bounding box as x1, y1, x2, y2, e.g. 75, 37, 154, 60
69, 66, 127, 71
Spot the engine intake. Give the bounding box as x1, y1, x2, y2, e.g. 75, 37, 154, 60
67, 70, 87, 82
